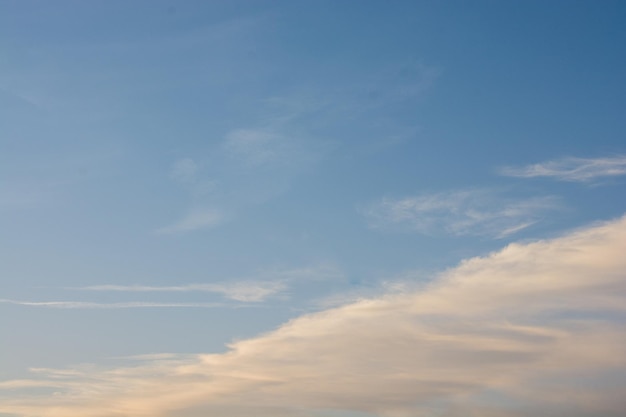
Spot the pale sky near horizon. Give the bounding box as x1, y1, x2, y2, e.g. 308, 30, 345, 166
1, 1, 626, 416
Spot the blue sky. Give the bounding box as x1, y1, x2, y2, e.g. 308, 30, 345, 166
1, 1, 626, 416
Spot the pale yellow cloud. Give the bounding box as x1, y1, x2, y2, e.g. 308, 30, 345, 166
2, 216, 626, 417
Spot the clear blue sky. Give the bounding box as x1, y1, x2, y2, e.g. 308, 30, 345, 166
1, 1, 626, 416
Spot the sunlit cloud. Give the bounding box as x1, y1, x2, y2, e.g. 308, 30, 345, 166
2, 215, 625, 417
363, 189, 559, 238
499, 155, 626, 183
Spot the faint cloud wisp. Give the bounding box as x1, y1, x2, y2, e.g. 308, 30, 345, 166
1, 215, 626, 417
500, 155, 626, 183
363, 189, 560, 238
155, 207, 223, 235
78, 281, 286, 303
0, 299, 226, 309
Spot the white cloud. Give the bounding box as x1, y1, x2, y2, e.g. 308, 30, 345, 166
364, 189, 559, 238
74, 264, 342, 303
0, 299, 226, 309
78, 281, 286, 303
2, 215, 626, 417
155, 208, 223, 234
499, 155, 626, 182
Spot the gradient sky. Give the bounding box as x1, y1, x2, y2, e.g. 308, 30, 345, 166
1, 1, 626, 416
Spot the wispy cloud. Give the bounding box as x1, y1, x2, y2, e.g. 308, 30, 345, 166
499, 155, 626, 182
2, 215, 626, 416
363, 189, 559, 238
1, 265, 343, 312
155, 208, 223, 235
169, 158, 200, 184
0, 299, 227, 309
155, 63, 437, 236
156, 126, 323, 235
77, 281, 286, 303
223, 129, 287, 168
72, 265, 343, 303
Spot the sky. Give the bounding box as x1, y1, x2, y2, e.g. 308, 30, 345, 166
1, 1, 626, 416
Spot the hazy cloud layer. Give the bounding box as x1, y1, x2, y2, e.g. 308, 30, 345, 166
2, 216, 626, 416
364, 190, 559, 238
500, 155, 626, 182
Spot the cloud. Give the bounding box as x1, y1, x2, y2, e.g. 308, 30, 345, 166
156, 126, 322, 235
363, 189, 559, 238
155, 208, 223, 234
224, 129, 286, 168
73, 264, 343, 303
77, 281, 286, 303
2, 215, 626, 416
0, 300, 227, 309
499, 155, 626, 182
155, 159, 219, 235
155, 63, 436, 236
169, 158, 199, 184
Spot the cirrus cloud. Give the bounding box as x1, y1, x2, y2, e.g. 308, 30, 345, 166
363, 189, 560, 238
2, 215, 626, 417
499, 155, 626, 183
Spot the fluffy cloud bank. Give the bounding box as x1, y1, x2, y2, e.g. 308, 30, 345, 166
2, 216, 626, 417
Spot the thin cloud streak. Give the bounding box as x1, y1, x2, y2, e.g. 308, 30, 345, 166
2, 215, 626, 417
0, 299, 227, 309
500, 155, 626, 182
74, 265, 343, 303
77, 281, 286, 303
364, 189, 559, 238
155, 208, 223, 235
